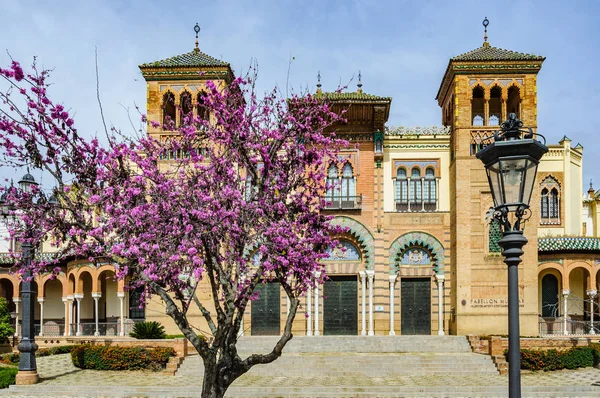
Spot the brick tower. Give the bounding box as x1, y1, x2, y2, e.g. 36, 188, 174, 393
436, 18, 545, 335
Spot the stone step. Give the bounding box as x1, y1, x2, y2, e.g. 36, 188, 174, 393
7, 385, 600, 397
229, 335, 472, 353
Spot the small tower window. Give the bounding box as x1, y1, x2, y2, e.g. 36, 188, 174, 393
507, 86, 521, 120
162, 92, 176, 130
395, 168, 408, 211
326, 164, 338, 200
424, 167, 437, 211
540, 176, 560, 224
471, 86, 485, 126
409, 168, 422, 207
489, 86, 502, 126
197, 91, 209, 121
180, 91, 193, 126
341, 162, 355, 198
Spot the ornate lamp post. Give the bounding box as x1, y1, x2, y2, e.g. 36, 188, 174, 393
476, 113, 548, 398
0, 173, 48, 385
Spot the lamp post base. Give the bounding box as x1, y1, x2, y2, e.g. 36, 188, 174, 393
15, 370, 39, 385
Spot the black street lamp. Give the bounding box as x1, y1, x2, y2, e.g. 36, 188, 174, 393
0, 173, 44, 385
476, 113, 548, 398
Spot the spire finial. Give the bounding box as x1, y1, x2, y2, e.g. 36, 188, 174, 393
482, 17, 489, 47
194, 23, 201, 52
357, 70, 363, 93
316, 71, 322, 94
591, 179, 594, 189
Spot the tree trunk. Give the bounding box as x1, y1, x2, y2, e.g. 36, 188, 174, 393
201, 360, 229, 398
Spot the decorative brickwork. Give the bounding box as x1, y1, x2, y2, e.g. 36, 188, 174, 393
329, 217, 375, 270
388, 232, 445, 276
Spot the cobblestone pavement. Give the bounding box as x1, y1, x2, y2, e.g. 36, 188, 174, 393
2, 354, 600, 397
24, 354, 600, 387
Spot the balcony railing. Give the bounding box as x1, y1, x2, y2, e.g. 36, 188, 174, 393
324, 195, 362, 210
539, 317, 600, 336
395, 200, 438, 212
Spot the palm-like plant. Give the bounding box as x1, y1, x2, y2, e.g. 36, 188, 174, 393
129, 321, 166, 339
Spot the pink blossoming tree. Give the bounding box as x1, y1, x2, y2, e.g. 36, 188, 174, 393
0, 60, 346, 398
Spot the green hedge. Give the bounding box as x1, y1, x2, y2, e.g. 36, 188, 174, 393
508, 344, 600, 371
71, 345, 175, 371
0, 345, 77, 366
0, 367, 17, 389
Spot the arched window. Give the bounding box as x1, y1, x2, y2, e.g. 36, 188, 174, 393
507, 86, 520, 120
324, 240, 361, 261
541, 274, 559, 317
540, 177, 560, 224
409, 168, 422, 209
424, 167, 437, 211
162, 92, 176, 129
489, 86, 502, 126
341, 163, 355, 198
395, 168, 408, 211
472, 86, 485, 126
326, 164, 338, 200
180, 91, 193, 126
197, 91, 209, 121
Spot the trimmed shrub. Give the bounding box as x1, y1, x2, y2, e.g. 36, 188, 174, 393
0, 345, 78, 365
0, 298, 15, 344
71, 345, 175, 371
0, 367, 17, 389
510, 346, 598, 371
589, 343, 600, 366
129, 321, 166, 340
165, 334, 185, 339
561, 347, 594, 369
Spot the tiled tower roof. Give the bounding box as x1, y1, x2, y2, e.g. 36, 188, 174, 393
139, 49, 229, 68
451, 45, 545, 62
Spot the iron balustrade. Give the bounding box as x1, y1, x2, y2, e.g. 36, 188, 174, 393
395, 200, 438, 212
324, 195, 362, 210
538, 317, 600, 336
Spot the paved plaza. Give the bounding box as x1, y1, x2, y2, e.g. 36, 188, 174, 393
3, 353, 600, 397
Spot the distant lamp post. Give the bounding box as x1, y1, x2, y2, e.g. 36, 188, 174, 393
0, 173, 49, 385
476, 113, 548, 398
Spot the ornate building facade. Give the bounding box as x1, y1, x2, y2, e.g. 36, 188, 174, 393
1, 29, 600, 338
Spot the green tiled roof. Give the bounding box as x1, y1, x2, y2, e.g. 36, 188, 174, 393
538, 237, 600, 253
316, 92, 391, 102
452, 44, 545, 62
0, 252, 60, 265
140, 49, 229, 68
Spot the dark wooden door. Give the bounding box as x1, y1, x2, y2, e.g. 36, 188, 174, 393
324, 275, 358, 335
401, 278, 431, 335
251, 282, 280, 335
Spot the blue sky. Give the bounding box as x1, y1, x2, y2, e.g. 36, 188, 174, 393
1, 0, 599, 190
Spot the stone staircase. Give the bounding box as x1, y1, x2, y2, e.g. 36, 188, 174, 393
177, 335, 499, 378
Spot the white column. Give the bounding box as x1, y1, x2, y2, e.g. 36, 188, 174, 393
37, 297, 45, 337
13, 298, 20, 337
389, 275, 396, 336
118, 292, 125, 337
563, 289, 570, 335
367, 270, 375, 336
92, 292, 102, 336
66, 295, 73, 336
359, 271, 367, 336
436, 275, 445, 335
74, 293, 83, 336
306, 287, 312, 336
62, 297, 68, 336
239, 315, 244, 337
314, 272, 321, 336
587, 290, 597, 335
